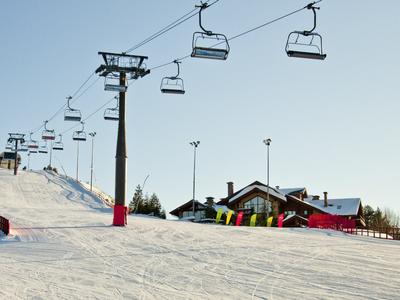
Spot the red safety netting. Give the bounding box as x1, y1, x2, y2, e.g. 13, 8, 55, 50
308, 214, 355, 230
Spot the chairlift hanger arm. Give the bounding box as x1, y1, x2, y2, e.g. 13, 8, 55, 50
304, 3, 320, 35
196, 3, 213, 35
173, 60, 181, 78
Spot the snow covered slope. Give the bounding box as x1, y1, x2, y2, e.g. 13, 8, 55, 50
0, 169, 399, 299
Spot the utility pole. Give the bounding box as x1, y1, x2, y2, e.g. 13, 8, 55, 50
49, 141, 53, 168
96, 52, 149, 226
263, 138, 272, 205
8, 133, 25, 175
89, 132, 96, 192
190, 141, 200, 218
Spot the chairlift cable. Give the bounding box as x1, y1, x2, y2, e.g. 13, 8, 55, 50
124, 0, 219, 54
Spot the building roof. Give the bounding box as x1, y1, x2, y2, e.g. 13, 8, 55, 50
223, 181, 286, 205
169, 199, 206, 217
277, 187, 306, 196
304, 197, 361, 216
212, 204, 232, 214
283, 214, 308, 223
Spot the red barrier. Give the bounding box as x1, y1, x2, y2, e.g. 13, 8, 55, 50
309, 214, 355, 230
0, 216, 10, 235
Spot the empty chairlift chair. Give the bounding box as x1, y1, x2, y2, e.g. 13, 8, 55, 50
19, 143, 28, 152
191, 3, 230, 60
285, 3, 326, 60
27, 133, 39, 149
5, 142, 13, 150
53, 134, 64, 151
72, 122, 87, 141
42, 120, 56, 141
64, 96, 82, 122
104, 75, 127, 93
160, 60, 185, 95
104, 96, 119, 121
38, 141, 48, 154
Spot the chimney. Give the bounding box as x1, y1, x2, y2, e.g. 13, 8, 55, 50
227, 182, 234, 197
312, 195, 320, 200
323, 192, 328, 207
206, 197, 214, 207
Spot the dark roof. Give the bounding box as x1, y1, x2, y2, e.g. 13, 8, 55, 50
286, 195, 325, 213
218, 181, 286, 206
169, 199, 207, 217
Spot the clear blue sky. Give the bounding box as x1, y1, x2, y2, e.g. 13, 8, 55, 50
1, 1, 399, 217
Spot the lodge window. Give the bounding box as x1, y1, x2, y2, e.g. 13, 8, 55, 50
243, 196, 272, 214
284, 210, 296, 215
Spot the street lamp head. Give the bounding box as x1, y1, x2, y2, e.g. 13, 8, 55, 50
190, 141, 200, 147
263, 138, 272, 146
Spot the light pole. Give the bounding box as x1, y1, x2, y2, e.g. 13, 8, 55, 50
89, 132, 96, 192
263, 138, 272, 205
190, 141, 200, 218
76, 140, 80, 181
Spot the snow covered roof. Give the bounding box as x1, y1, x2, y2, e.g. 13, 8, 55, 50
283, 214, 308, 223
278, 187, 306, 196
228, 182, 286, 204
304, 197, 361, 216
212, 204, 232, 214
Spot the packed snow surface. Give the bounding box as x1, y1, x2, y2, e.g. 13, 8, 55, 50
0, 169, 399, 299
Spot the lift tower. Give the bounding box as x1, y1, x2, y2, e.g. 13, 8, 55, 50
8, 133, 25, 175
96, 52, 149, 226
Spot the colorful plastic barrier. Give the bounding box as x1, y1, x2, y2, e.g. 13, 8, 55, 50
308, 214, 355, 230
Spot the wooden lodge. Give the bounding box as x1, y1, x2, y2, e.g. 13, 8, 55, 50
170, 181, 365, 227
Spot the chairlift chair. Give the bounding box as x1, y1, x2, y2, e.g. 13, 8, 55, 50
5, 142, 13, 150
191, 3, 230, 60
64, 96, 82, 122
53, 134, 64, 150
72, 122, 87, 141
42, 120, 56, 140
38, 141, 48, 154
285, 4, 326, 60
104, 96, 119, 121
104, 75, 127, 92
27, 133, 39, 149
160, 60, 186, 94
19, 143, 28, 152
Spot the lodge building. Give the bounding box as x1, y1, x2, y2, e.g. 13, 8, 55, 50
170, 181, 365, 228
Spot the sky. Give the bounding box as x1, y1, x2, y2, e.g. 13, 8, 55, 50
1, 0, 399, 217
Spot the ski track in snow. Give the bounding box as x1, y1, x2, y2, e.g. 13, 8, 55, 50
1, 169, 400, 299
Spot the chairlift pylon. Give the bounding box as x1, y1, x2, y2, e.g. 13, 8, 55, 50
72, 121, 87, 141
160, 60, 185, 95
27, 132, 39, 149
42, 120, 56, 141
64, 96, 82, 122
53, 134, 64, 151
104, 96, 120, 121
285, 3, 326, 60
104, 75, 127, 92
191, 3, 230, 60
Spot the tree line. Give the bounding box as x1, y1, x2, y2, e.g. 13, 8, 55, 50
363, 205, 399, 229
128, 185, 166, 219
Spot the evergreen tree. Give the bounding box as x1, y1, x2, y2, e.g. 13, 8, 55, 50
129, 185, 143, 213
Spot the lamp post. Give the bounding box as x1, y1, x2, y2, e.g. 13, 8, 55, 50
190, 141, 200, 218
89, 132, 96, 192
263, 138, 272, 205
